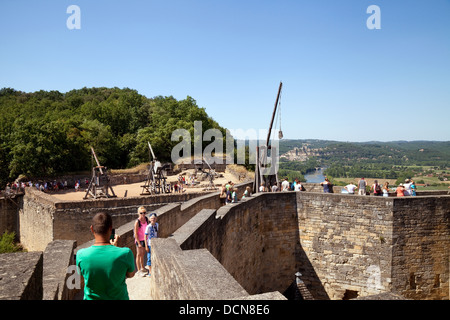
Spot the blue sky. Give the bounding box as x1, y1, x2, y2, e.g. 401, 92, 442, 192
1, 0, 449, 142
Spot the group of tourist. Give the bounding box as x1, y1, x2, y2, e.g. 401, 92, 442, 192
258, 178, 306, 193
342, 178, 417, 197
220, 178, 307, 205
3, 180, 71, 195
219, 181, 252, 205
76, 206, 159, 300
392, 179, 417, 197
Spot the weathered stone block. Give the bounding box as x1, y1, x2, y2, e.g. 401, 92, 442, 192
0, 251, 43, 300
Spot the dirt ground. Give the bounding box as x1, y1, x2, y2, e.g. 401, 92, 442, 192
49, 169, 244, 201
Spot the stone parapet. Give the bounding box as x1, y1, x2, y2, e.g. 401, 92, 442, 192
0, 251, 43, 300
43, 240, 77, 300
150, 238, 250, 300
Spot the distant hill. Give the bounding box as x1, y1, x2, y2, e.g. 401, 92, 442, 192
278, 139, 450, 183
279, 139, 450, 167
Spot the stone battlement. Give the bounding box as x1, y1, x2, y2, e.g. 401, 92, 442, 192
0, 182, 448, 300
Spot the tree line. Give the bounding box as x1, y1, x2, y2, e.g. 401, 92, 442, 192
0, 87, 227, 188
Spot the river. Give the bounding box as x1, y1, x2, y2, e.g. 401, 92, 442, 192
304, 168, 326, 183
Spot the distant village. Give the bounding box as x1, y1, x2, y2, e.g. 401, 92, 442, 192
280, 144, 321, 162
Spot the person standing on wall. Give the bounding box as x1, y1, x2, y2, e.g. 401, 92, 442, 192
410, 180, 417, 196
358, 178, 367, 195
382, 181, 390, 197
134, 206, 149, 276
145, 213, 159, 277
76, 212, 135, 300
320, 177, 332, 193
295, 180, 305, 192
281, 178, 290, 192
344, 182, 357, 194
403, 179, 413, 196
370, 180, 382, 196
396, 184, 406, 197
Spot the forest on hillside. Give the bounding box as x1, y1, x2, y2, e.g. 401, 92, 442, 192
278, 139, 450, 185
0, 87, 227, 188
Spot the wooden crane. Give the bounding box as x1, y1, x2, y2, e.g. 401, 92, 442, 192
254, 81, 283, 193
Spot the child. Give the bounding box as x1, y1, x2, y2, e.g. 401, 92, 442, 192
144, 213, 159, 276
231, 188, 238, 203
226, 187, 232, 204
242, 186, 251, 198
410, 180, 417, 196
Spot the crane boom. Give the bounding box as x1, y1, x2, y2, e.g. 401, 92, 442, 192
266, 81, 283, 148
90, 146, 103, 174
148, 141, 156, 160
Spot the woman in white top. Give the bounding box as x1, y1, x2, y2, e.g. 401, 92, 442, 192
403, 179, 412, 196
382, 181, 390, 197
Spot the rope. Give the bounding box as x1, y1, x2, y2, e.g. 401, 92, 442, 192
278, 86, 282, 132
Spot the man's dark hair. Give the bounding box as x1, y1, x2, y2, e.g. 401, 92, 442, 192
92, 212, 112, 235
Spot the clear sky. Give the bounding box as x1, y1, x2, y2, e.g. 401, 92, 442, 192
1, 0, 449, 142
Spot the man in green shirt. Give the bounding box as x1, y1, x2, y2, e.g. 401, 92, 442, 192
76, 212, 136, 300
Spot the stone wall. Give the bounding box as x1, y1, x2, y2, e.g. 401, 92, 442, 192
147, 188, 449, 300
20, 188, 215, 251
391, 196, 449, 300
0, 195, 20, 237
2, 180, 447, 300
43, 240, 77, 300
171, 192, 299, 296
149, 237, 250, 299
0, 251, 43, 300
20, 190, 55, 252
1, 240, 80, 300
75, 181, 253, 253
149, 203, 287, 300
176, 163, 227, 172
296, 192, 395, 299
295, 192, 449, 300
74, 191, 225, 255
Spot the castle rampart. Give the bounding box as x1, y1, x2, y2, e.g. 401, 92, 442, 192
0, 183, 448, 300
172, 192, 299, 296
296, 192, 449, 299
150, 190, 448, 300
17, 188, 217, 251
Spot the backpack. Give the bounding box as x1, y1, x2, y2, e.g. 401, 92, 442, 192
375, 183, 382, 193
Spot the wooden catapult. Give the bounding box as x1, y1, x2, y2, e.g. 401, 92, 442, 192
254, 81, 283, 193
83, 147, 117, 200
198, 158, 218, 191
141, 141, 172, 195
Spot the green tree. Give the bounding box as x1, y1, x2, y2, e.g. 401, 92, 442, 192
0, 87, 229, 187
